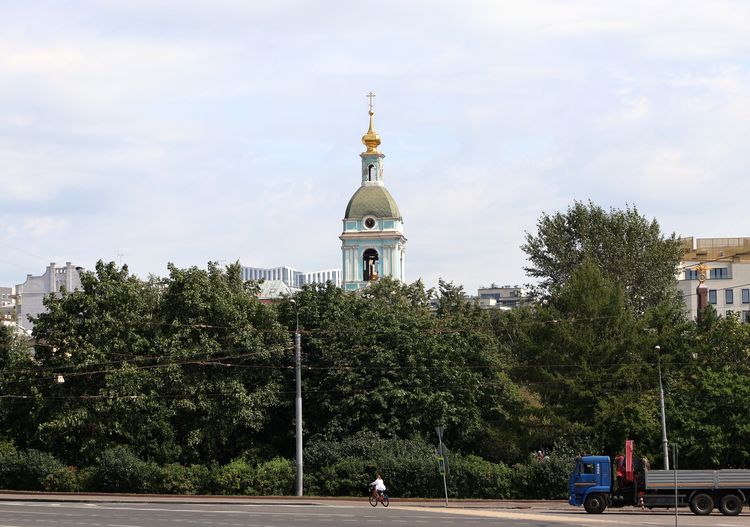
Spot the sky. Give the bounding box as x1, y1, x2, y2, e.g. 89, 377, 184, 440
2, 1, 750, 294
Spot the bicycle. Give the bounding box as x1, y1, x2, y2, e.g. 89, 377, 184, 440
368, 484, 390, 507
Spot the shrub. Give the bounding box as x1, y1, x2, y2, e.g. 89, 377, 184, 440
449, 454, 512, 499
511, 449, 577, 499
43, 466, 83, 492
0, 441, 21, 489
209, 458, 254, 495
251, 458, 294, 495
305, 433, 449, 498
158, 463, 209, 495
306, 457, 372, 496
18, 449, 67, 491
90, 446, 161, 493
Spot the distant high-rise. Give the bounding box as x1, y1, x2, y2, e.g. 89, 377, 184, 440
241, 265, 341, 289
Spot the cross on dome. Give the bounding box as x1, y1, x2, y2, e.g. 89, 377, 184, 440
362, 91, 381, 153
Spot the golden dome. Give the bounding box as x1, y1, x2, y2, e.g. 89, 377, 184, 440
361, 110, 381, 153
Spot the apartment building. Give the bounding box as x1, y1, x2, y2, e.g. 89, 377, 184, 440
677, 237, 750, 322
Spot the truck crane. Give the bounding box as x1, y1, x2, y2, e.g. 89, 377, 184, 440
569, 439, 750, 516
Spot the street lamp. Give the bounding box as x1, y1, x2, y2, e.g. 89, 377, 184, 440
290, 299, 303, 496
655, 345, 669, 470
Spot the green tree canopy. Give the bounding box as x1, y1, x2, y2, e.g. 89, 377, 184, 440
501, 260, 660, 454
521, 200, 683, 314
22, 260, 289, 466
276, 278, 528, 460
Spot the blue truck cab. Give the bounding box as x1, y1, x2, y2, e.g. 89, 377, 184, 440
569, 456, 611, 510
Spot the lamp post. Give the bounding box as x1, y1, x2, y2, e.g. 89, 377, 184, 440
290, 299, 303, 496
655, 345, 669, 470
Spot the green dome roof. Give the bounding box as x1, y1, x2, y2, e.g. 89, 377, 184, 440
345, 185, 401, 219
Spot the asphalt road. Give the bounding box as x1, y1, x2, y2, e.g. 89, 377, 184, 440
1, 500, 749, 527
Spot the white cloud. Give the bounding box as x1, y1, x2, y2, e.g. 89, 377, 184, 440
1, 1, 750, 293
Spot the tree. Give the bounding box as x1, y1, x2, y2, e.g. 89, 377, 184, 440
25, 260, 289, 466
521, 201, 683, 314
668, 313, 750, 468
503, 260, 659, 454
277, 278, 528, 459
0, 325, 36, 444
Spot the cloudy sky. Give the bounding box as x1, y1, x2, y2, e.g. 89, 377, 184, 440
2, 1, 749, 293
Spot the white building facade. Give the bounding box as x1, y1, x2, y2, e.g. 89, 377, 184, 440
15, 262, 83, 332
0, 286, 15, 324
241, 265, 342, 288
677, 237, 750, 322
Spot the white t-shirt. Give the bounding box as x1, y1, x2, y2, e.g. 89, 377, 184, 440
371, 477, 386, 492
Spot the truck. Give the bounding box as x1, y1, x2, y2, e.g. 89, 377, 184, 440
568, 440, 750, 516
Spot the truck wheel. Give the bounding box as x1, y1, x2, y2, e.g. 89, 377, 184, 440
584, 493, 607, 514
719, 494, 742, 516
689, 493, 714, 516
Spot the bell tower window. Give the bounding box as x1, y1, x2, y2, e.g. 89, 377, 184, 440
363, 249, 379, 281
368, 164, 374, 181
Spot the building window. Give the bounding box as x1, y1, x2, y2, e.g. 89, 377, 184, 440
708, 289, 717, 304
710, 268, 729, 279
685, 269, 698, 280
743, 289, 750, 304
726, 289, 734, 304
743, 311, 750, 323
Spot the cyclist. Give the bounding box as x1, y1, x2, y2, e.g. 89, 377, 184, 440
370, 473, 387, 499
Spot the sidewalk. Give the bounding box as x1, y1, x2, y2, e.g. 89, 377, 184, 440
0, 491, 568, 509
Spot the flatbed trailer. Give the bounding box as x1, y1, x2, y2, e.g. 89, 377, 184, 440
642, 469, 750, 515
569, 455, 750, 516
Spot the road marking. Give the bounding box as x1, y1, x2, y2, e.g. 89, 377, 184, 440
398, 506, 625, 524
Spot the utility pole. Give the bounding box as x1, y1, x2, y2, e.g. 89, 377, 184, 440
435, 426, 449, 507
291, 300, 303, 496
656, 345, 669, 470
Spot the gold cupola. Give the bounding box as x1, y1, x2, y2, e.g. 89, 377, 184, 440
361, 110, 381, 153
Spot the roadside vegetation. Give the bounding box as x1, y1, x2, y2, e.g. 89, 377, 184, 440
1, 201, 748, 497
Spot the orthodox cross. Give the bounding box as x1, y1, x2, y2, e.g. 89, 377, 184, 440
366, 91, 376, 112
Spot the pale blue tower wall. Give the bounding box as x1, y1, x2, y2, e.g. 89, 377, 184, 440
360, 152, 384, 184
341, 237, 405, 291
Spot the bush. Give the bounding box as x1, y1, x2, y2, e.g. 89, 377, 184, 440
304, 432, 440, 497
306, 457, 372, 496
0, 441, 21, 489
209, 458, 254, 495
511, 449, 577, 499
19, 449, 67, 491
0, 444, 78, 492
158, 463, 210, 495
449, 454, 512, 499
209, 457, 294, 496
252, 458, 294, 495
90, 446, 161, 493
43, 466, 83, 492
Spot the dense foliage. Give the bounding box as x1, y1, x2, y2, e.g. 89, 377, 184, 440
1, 203, 749, 496
521, 200, 683, 314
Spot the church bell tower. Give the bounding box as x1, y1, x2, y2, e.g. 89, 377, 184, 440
340, 94, 406, 291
